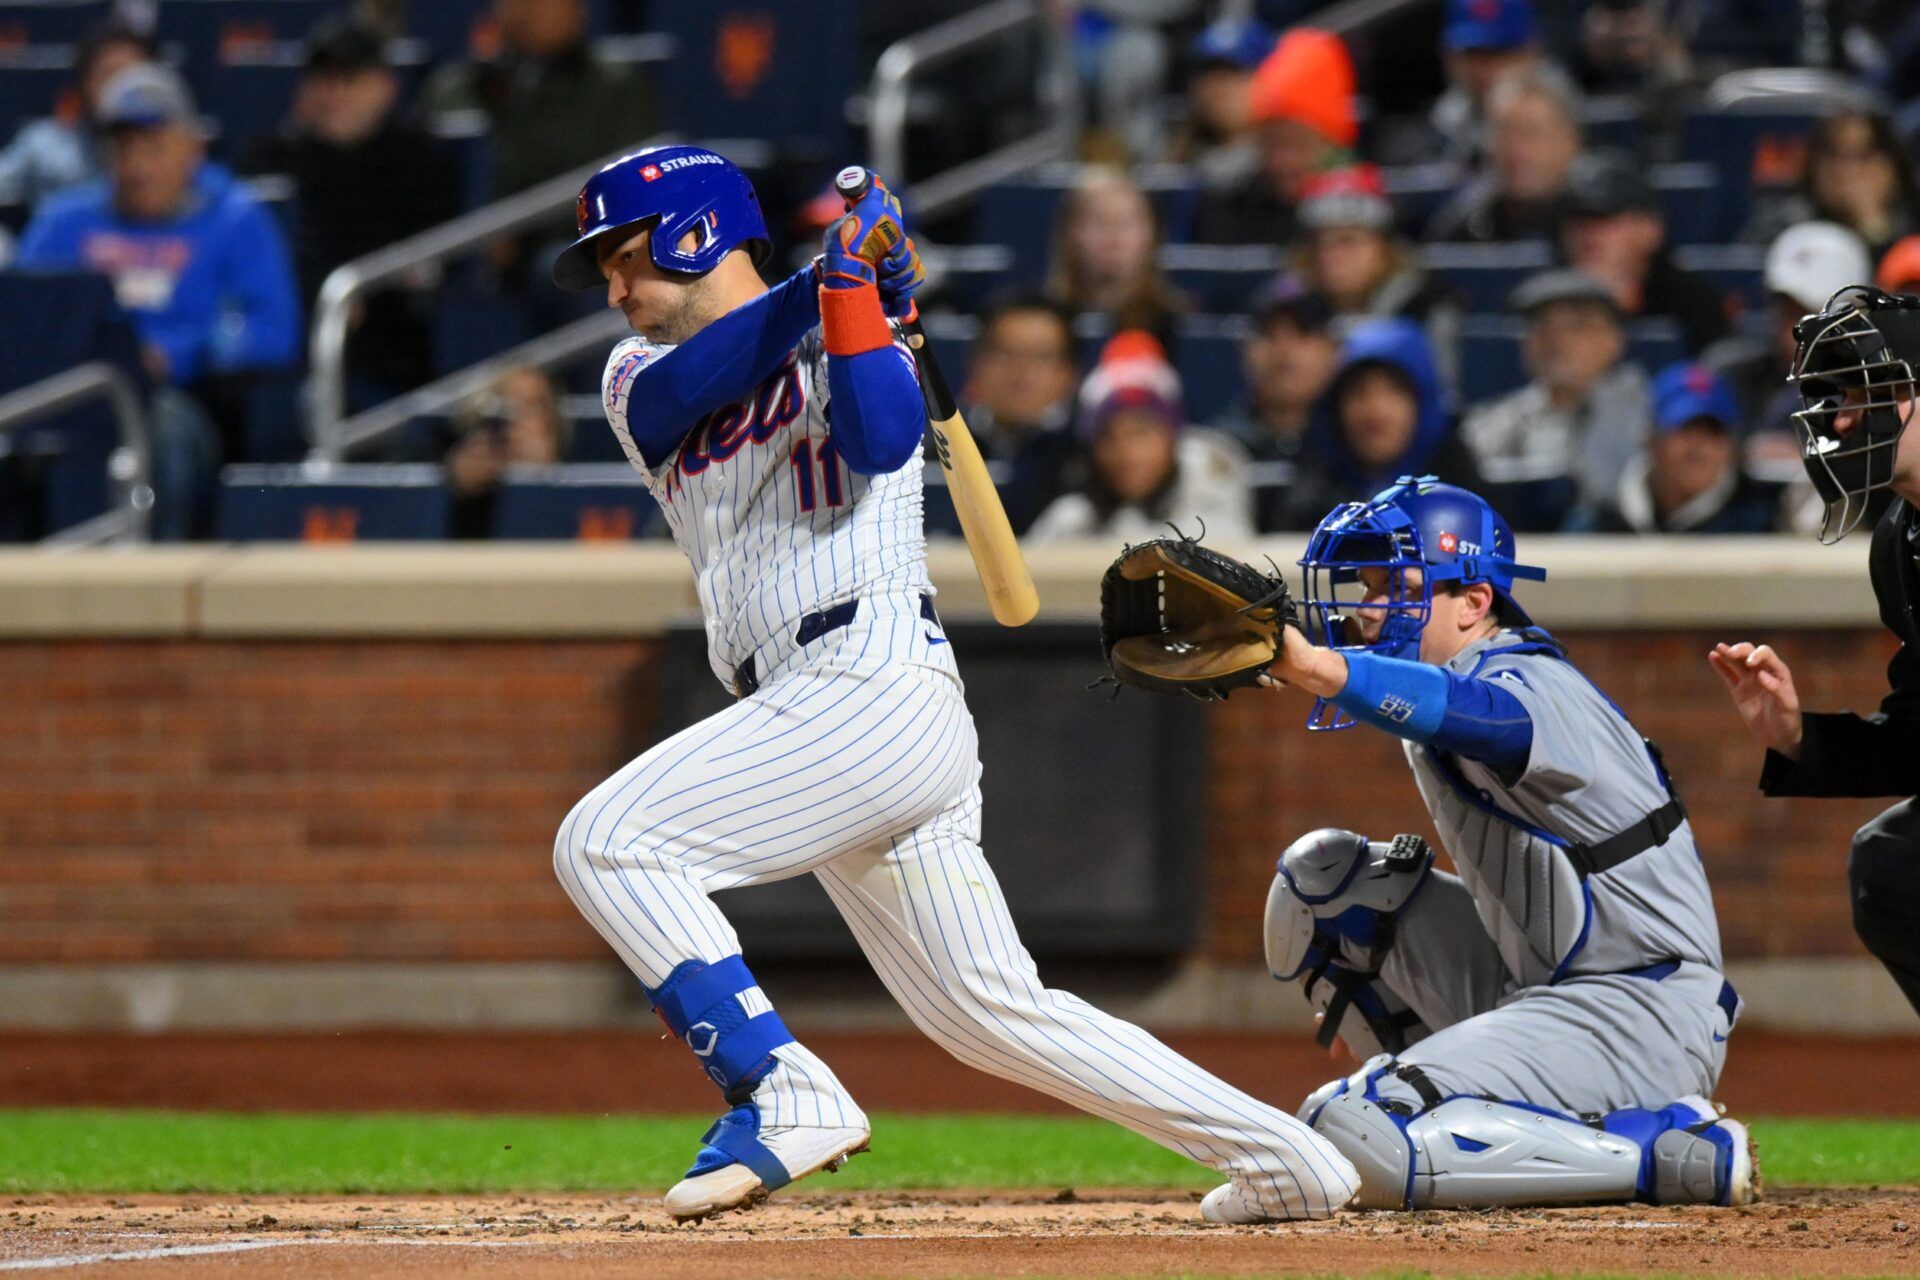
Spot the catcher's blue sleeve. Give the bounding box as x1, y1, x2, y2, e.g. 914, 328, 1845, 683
1332, 651, 1534, 770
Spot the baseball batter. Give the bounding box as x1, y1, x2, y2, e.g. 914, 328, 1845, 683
1254, 477, 1756, 1209
545, 145, 1360, 1224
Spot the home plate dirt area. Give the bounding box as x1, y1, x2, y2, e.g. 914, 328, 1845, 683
2, 1187, 1917, 1278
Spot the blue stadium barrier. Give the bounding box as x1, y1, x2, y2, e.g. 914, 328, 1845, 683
1681, 106, 1820, 233
1419, 242, 1555, 312
491, 463, 661, 540
651, 2, 853, 149
218, 463, 452, 540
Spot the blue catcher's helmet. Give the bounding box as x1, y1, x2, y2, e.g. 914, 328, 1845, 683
551, 145, 771, 290
1298, 476, 1546, 729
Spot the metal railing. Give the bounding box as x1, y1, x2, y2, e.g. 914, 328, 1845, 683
327, 310, 630, 461
306, 135, 673, 461
0, 362, 152, 545
868, 0, 1077, 223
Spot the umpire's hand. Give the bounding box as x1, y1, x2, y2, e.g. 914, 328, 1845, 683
1709, 642, 1805, 759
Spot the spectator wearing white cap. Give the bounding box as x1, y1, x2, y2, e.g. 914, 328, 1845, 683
1026, 331, 1253, 543
1702, 220, 1875, 482
1578, 361, 1778, 534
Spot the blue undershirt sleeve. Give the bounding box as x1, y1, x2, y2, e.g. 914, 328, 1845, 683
826, 341, 925, 475
1332, 651, 1535, 770
621, 268, 820, 468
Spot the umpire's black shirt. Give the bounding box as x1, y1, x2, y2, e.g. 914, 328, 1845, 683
1761, 497, 1920, 797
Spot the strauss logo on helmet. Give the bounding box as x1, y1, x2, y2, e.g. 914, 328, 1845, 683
641, 164, 663, 182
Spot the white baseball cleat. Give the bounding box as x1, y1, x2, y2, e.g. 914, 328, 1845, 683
1200, 1179, 1326, 1224
665, 1109, 869, 1222
1717, 1116, 1761, 1206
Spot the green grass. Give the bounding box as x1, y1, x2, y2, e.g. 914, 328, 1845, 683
0, 1111, 1913, 1196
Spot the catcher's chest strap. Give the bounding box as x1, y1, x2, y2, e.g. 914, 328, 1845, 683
1436, 637, 1689, 881
1564, 794, 1687, 879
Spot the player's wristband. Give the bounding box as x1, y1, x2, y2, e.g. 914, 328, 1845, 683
819, 280, 895, 356
1331, 651, 1448, 742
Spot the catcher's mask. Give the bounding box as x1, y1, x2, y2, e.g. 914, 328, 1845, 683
1299, 475, 1545, 730
1789, 285, 1920, 543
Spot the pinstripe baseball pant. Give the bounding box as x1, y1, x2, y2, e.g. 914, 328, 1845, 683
554, 599, 1359, 1218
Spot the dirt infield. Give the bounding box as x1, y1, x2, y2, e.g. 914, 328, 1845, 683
2, 1188, 1916, 1278
0, 1029, 1910, 1116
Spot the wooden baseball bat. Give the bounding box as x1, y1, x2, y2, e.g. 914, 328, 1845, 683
834, 165, 1040, 628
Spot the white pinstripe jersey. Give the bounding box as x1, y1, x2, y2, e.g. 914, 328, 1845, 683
601, 325, 931, 684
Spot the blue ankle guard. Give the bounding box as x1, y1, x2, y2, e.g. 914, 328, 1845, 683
649, 955, 794, 1101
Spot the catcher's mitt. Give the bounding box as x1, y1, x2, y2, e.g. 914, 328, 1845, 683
1099, 531, 1301, 699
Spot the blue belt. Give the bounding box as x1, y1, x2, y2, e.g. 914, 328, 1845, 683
733, 594, 939, 698
1621, 960, 1739, 1028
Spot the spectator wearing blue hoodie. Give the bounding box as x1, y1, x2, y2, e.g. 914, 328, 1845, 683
17, 64, 300, 539
1271, 317, 1482, 531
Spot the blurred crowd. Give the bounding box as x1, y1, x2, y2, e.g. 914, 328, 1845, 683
5, 0, 1920, 540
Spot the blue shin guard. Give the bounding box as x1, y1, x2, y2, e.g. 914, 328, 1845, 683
649, 955, 795, 1102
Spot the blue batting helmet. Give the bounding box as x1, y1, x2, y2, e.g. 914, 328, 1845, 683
552, 145, 771, 290
1298, 476, 1546, 726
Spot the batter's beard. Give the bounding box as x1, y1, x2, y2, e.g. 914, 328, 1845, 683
646, 274, 720, 345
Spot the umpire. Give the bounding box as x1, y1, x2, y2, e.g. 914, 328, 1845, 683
1710, 285, 1920, 1017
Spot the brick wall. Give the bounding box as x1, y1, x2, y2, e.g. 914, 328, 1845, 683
0, 630, 1900, 965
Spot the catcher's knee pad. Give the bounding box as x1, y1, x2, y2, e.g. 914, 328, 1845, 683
1304, 1059, 1739, 1209
1266, 829, 1434, 1056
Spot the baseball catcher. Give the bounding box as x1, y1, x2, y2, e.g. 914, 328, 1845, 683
1103, 476, 1756, 1211
1711, 285, 1920, 1017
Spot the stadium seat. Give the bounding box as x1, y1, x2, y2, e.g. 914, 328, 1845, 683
1581, 96, 1644, 156
432, 291, 536, 378
491, 463, 661, 540
1672, 243, 1768, 318
0, 49, 73, 141
1159, 244, 1285, 313
1651, 162, 1724, 246
218, 463, 452, 540
1457, 316, 1690, 407
0, 270, 144, 538
0, 0, 105, 45
1171, 315, 1249, 424
975, 166, 1212, 279
1419, 242, 1555, 312
1381, 162, 1456, 237
157, 0, 341, 74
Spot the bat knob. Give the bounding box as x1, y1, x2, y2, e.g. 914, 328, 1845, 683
834, 165, 873, 203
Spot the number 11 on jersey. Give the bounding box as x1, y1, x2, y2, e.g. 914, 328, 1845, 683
790, 437, 845, 512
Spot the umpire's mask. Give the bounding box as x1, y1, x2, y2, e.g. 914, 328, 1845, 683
1790, 285, 1920, 543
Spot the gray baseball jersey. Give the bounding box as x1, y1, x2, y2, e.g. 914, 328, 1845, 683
1403, 630, 1725, 991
